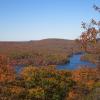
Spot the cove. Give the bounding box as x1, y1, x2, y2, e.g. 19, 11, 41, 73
56, 53, 96, 70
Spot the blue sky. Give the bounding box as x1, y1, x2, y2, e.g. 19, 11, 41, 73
0, 0, 99, 41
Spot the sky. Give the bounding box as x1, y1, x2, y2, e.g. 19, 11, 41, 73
0, 0, 100, 41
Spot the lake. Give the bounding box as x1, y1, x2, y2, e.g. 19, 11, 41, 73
56, 53, 96, 70
15, 53, 96, 73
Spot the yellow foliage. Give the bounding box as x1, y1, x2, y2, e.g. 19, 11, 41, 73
28, 87, 45, 99
10, 86, 25, 95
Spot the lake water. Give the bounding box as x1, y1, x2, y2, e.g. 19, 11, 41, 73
56, 53, 96, 70
15, 64, 26, 74
15, 53, 96, 73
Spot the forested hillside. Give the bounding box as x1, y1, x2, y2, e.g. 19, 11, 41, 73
0, 39, 81, 66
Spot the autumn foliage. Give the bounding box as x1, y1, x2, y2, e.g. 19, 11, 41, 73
80, 5, 100, 53
0, 63, 100, 100
0, 4, 100, 100
0, 55, 15, 83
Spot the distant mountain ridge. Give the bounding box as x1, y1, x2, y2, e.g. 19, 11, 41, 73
0, 38, 81, 55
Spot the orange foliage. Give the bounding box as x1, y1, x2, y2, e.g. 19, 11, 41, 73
0, 55, 15, 83
80, 5, 100, 53
68, 90, 79, 100
72, 67, 98, 84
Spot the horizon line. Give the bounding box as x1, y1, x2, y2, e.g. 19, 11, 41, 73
0, 38, 77, 42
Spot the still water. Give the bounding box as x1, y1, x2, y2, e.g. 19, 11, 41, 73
15, 53, 96, 73
56, 53, 96, 70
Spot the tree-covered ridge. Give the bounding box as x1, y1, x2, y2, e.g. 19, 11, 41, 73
0, 39, 81, 66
